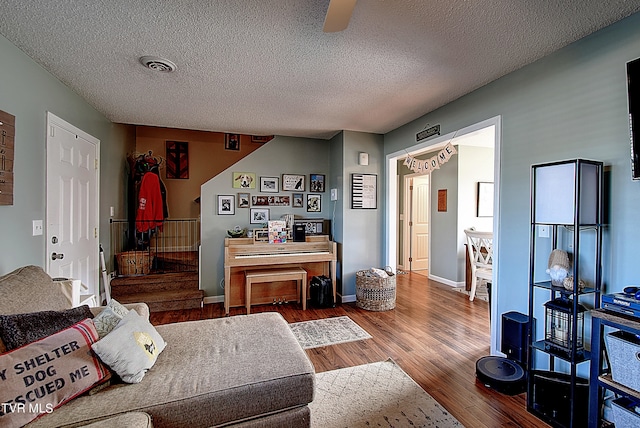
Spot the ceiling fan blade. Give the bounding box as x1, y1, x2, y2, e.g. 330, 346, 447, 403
323, 0, 357, 33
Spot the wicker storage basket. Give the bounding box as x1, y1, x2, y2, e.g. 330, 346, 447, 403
116, 251, 152, 276
356, 269, 396, 311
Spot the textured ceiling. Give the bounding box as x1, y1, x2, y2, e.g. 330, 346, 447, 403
1, 1, 639, 139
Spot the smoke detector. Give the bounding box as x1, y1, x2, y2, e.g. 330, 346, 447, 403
139, 56, 176, 72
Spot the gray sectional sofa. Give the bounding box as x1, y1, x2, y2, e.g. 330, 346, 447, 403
0, 265, 315, 427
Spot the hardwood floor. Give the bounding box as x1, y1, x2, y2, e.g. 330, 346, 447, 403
150, 272, 549, 428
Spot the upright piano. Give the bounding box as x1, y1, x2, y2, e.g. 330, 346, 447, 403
223, 235, 337, 314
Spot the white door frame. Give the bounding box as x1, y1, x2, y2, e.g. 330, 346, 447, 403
46, 112, 100, 299
385, 116, 502, 355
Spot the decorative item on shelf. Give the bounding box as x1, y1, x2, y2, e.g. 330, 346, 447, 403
562, 276, 586, 292
268, 220, 287, 243
543, 297, 586, 354
227, 226, 247, 238
253, 228, 269, 242
546, 249, 570, 287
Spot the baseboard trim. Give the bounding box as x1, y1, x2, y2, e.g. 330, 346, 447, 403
203, 296, 224, 304
205, 294, 357, 305
340, 294, 356, 303
428, 274, 464, 288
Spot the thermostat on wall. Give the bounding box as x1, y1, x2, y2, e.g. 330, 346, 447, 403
358, 152, 369, 166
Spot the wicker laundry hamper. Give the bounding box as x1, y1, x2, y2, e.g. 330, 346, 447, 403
356, 268, 396, 311
116, 251, 152, 276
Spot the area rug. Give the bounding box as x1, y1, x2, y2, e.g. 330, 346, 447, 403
310, 359, 464, 427
289, 316, 371, 349
453, 282, 489, 302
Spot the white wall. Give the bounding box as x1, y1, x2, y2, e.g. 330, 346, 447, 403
457, 145, 494, 280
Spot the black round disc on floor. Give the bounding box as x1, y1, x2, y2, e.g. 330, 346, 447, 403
475, 356, 526, 395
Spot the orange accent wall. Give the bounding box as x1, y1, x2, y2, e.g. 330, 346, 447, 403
135, 126, 264, 218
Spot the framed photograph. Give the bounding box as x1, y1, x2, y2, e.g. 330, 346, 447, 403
218, 195, 235, 215
477, 182, 494, 217
251, 195, 269, 206
282, 174, 305, 191
292, 193, 304, 208
232, 172, 256, 189
165, 141, 189, 179
310, 174, 325, 192
260, 176, 279, 193
351, 173, 377, 209
225, 133, 240, 151
307, 194, 321, 212
268, 195, 290, 206
237, 192, 250, 208
250, 208, 270, 224
251, 135, 274, 143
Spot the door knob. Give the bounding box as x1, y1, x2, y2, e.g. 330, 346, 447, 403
51, 252, 64, 260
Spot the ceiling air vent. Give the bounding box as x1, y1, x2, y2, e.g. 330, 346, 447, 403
139, 56, 176, 73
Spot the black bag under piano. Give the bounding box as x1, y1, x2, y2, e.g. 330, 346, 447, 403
309, 275, 335, 308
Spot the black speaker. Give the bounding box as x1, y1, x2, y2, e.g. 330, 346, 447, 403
501, 311, 533, 366
293, 224, 306, 242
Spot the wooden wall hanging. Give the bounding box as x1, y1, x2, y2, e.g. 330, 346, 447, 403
165, 141, 189, 179
0, 110, 15, 205
437, 189, 447, 212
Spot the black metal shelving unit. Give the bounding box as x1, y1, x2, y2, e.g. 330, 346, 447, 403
527, 159, 604, 428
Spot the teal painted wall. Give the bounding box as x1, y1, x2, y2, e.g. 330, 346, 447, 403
339, 131, 384, 299
200, 136, 331, 299
384, 13, 640, 356
0, 35, 133, 275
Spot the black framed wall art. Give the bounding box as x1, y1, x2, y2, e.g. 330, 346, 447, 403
351, 173, 377, 209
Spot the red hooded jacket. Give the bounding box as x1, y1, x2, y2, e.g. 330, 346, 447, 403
136, 172, 164, 232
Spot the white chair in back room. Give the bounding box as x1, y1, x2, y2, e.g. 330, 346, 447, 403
464, 228, 494, 301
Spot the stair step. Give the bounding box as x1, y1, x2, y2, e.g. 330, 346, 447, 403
114, 289, 204, 312
111, 272, 199, 293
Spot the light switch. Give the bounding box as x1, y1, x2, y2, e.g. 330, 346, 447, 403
330, 188, 338, 201
32, 220, 43, 236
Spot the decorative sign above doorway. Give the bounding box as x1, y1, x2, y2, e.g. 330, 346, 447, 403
403, 142, 457, 175
416, 124, 440, 142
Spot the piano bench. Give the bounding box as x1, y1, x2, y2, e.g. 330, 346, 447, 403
245, 267, 308, 314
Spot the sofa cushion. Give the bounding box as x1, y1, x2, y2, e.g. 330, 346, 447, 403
91, 310, 166, 383
0, 319, 110, 427
78, 412, 153, 428
0, 305, 94, 351
0, 266, 70, 316
91, 300, 130, 339
26, 313, 315, 428
90, 302, 151, 321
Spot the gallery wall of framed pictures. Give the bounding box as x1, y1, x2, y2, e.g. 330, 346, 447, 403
217, 172, 328, 221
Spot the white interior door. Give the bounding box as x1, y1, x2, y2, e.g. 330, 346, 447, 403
411, 175, 430, 271
46, 113, 100, 298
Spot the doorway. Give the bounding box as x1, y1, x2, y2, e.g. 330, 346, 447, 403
46, 112, 100, 299
403, 174, 430, 273
385, 116, 501, 355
